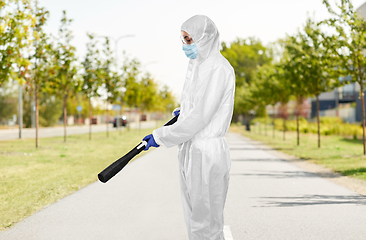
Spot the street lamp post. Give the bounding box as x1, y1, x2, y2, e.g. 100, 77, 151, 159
113, 35, 134, 129
114, 35, 135, 73
96, 34, 135, 129
97, 34, 135, 72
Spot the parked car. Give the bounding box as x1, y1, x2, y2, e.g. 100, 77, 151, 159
113, 116, 127, 127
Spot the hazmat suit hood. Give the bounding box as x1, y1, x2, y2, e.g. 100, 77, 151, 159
181, 15, 220, 62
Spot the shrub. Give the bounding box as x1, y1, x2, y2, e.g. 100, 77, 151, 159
252, 116, 363, 138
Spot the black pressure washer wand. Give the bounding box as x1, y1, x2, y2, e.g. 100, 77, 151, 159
98, 115, 179, 183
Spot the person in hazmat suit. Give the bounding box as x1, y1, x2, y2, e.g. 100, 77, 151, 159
142, 15, 235, 240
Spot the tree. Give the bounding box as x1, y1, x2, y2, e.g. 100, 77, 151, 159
38, 93, 62, 127
0, 1, 13, 87
0, 0, 33, 87
27, 1, 53, 148
254, 64, 282, 138
221, 38, 272, 119
273, 64, 293, 141
139, 73, 159, 129
0, 82, 17, 124
281, 34, 314, 146
291, 17, 341, 148
81, 33, 103, 140
322, 0, 366, 154
51, 10, 78, 142
250, 73, 268, 135
100, 37, 118, 137
140, 73, 158, 112
156, 84, 176, 113
0, 0, 34, 136
121, 56, 141, 126
67, 93, 92, 124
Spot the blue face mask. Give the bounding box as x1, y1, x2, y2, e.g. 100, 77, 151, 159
182, 43, 198, 59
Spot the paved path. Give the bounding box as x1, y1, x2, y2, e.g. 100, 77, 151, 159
224, 132, 366, 239
0, 121, 157, 141
1, 131, 366, 239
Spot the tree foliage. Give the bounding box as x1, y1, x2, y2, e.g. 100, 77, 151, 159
81, 33, 103, 99
139, 73, 158, 113
221, 38, 272, 117
156, 85, 176, 113
121, 56, 141, 110
0, 0, 176, 147
0, 82, 17, 124
321, 0, 366, 154
50, 10, 78, 142
0, 0, 34, 87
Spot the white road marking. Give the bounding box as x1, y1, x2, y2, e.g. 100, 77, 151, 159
224, 225, 234, 240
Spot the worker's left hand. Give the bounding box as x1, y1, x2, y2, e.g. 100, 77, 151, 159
142, 134, 160, 151
172, 107, 181, 117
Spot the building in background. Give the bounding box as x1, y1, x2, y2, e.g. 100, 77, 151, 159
305, 3, 366, 123
308, 80, 357, 122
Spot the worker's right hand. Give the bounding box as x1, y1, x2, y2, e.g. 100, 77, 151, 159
172, 107, 181, 117
142, 134, 159, 151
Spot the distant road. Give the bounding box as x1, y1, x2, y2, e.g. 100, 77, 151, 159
0, 121, 158, 141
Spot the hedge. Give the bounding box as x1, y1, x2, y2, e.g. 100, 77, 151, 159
251, 116, 363, 139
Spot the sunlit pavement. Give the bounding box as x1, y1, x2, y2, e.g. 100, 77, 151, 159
224, 132, 366, 239
1, 131, 366, 239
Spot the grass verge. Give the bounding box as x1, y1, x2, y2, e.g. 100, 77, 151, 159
0, 127, 154, 231
230, 125, 366, 181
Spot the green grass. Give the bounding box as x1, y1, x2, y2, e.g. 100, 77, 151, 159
0, 127, 155, 231
230, 124, 366, 181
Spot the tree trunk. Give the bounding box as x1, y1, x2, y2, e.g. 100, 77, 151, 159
18, 84, 22, 139
273, 105, 275, 138
63, 93, 67, 142
119, 103, 123, 135
316, 94, 320, 148
361, 85, 366, 155
265, 116, 267, 136
89, 97, 92, 140
296, 114, 300, 146
128, 109, 131, 132
283, 117, 286, 141
254, 121, 256, 134
139, 111, 141, 132
35, 84, 39, 148
34, 1, 39, 149
106, 100, 109, 138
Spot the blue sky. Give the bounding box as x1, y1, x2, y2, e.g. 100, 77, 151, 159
40, 0, 366, 99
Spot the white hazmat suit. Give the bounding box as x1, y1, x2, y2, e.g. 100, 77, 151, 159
152, 15, 235, 240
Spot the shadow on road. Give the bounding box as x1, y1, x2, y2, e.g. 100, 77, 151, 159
228, 142, 269, 146
230, 169, 340, 179
254, 194, 366, 207
230, 147, 294, 151
231, 158, 295, 163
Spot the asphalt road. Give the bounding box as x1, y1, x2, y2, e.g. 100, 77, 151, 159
0, 121, 157, 141
1, 131, 366, 239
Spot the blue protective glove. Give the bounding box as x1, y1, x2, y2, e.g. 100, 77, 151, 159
142, 134, 160, 151
173, 109, 180, 117
172, 107, 180, 117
